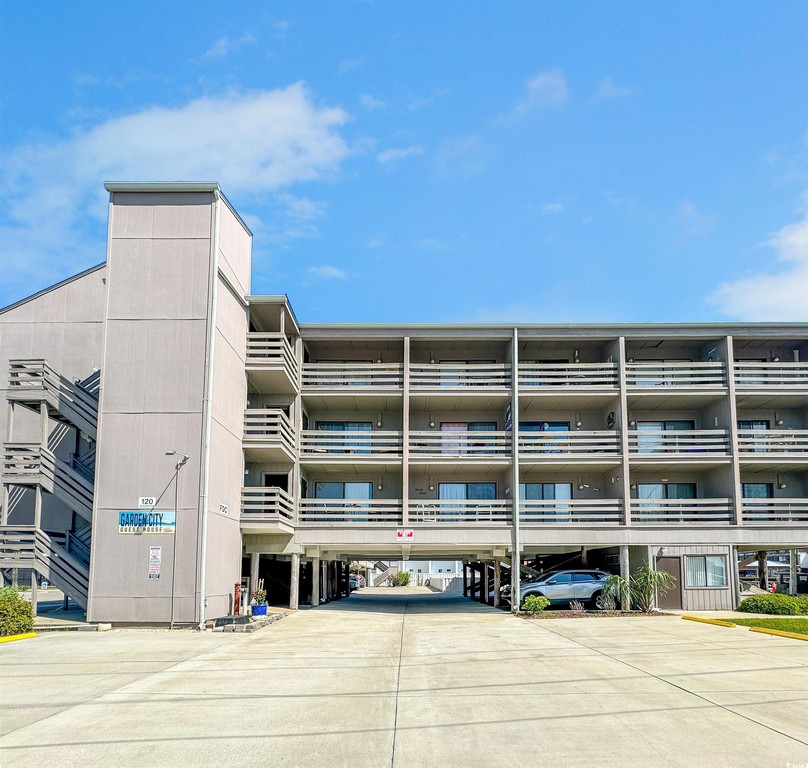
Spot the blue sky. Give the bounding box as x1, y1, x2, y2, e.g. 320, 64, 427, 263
1, 1, 807, 322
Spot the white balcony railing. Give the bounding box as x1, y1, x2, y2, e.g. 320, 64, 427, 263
409, 363, 511, 390
246, 333, 298, 381
241, 487, 296, 526
409, 431, 511, 459
519, 431, 620, 457
626, 362, 725, 389
734, 362, 808, 389
741, 499, 808, 524
518, 362, 618, 389
738, 429, 808, 456
628, 429, 730, 456
520, 499, 623, 525
298, 499, 402, 525
300, 430, 403, 458
243, 409, 296, 454
301, 363, 403, 390
631, 498, 733, 524
408, 500, 511, 524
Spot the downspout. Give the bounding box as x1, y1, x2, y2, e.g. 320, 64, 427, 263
511, 327, 521, 612
197, 190, 221, 629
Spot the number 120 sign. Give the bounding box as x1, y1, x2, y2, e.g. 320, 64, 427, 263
396, 529, 414, 541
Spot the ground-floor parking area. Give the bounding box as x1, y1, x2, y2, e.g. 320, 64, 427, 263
2, 587, 807, 767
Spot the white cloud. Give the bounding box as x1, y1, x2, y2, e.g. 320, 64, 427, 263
366, 235, 386, 250
201, 32, 256, 61
674, 200, 716, 239
0, 84, 350, 305
339, 56, 367, 74
308, 265, 348, 279
594, 77, 633, 102
511, 69, 569, 116
434, 135, 487, 177
710, 209, 808, 321
542, 202, 566, 215
417, 238, 447, 251
377, 145, 425, 165
360, 93, 387, 111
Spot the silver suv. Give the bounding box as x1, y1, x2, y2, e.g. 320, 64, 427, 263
503, 569, 611, 609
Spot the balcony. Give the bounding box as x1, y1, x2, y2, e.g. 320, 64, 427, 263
298, 499, 402, 526
518, 362, 618, 392
409, 431, 511, 462
627, 429, 731, 463
631, 498, 733, 524
738, 429, 808, 470
626, 363, 726, 407
741, 499, 808, 524
299, 430, 403, 462
408, 499, 511, 524
301, 363, 403, 392
243, 409, 296, 462
410, 363, 511, 391
734, 363, 808, 391
245, 333, 298, 393
519, 431, 621, 464
240, 487, 296, 533
520, 499, 623, 525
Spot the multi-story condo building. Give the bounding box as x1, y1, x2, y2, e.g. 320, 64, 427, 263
1, 183, 807, 625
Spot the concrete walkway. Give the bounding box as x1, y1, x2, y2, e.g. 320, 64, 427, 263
1, 586, 807, 767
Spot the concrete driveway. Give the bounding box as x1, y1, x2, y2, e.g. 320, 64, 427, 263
2, 586, 807, 767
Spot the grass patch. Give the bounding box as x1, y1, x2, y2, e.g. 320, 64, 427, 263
519, 610, 672, 619
731, 617, 808, 636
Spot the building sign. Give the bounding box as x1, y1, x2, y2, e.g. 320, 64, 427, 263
138, 497, 157, 509
118, 510, 175, 534
219, 503, 229, 516
148, 546, 161, 580
396, 529, 414, 541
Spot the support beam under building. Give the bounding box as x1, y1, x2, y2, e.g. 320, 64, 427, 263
249, 553, 259, 602
790, 550, 798, 596
619, 545, 630, 610
493, 558, 501, 608
289, 553, 300, 610
757, 550, 768, 591
311, 557, 320, 606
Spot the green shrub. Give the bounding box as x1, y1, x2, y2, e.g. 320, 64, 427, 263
737, 593, 802, 615
0, 590, 34, 636
393, 571, 410, 587
796, 595, 808, 615
522, 595, 551, 613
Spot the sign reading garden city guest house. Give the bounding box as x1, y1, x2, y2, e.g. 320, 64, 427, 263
118, 510, 176, 534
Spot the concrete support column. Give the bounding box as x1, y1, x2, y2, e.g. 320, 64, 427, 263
493, 558, 501, 608
289, 553, 300, 610
757, 550, 767, 590
510, 552, 520, 610
619, 545, 631, 609
483, 560, 490, 605
34, 485, 42, 530
40, 402, 49, 447
30, 570, 38, 617
790, 549, 798, 596
311, 557, 320, 606
1, 485, 9, 525
249, 553, 259, 601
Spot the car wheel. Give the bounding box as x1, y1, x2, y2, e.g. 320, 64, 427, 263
592, 591, 606, 610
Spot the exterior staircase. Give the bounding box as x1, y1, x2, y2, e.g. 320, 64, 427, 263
0, 526, 89, 608
1, 359, 99, 611
372, 561, 399, 587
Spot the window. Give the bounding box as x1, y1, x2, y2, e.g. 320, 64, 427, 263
314, 482, 372, 499
519, 483, 573, 500
316, 421, 372, 453
312, 482, 373, 522
439, 482, 496, 500
440, 422, 497, 455
636, 483, 696, 500
686, 556, 728, 587
636, 420, 695, 453
520, 421, 570, 432
742, 483, 773, 499
738, 420, 770, 453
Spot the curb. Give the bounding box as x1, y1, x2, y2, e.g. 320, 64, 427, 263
682, 616, 736, 627
748, 626, 808, 642
0, 632, 38, 644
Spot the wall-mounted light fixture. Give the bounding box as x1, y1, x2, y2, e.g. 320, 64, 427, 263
629, 420, 636, 427
630, 483, 637, 491
377, 413, 383, 427
574, 349, 580, 363
575, 412, 582, 428
658, 546, 668, 555
428, 475, 435, 492
775, 411, 784, 426
777, 474, 787, 490
377, 476, 384, 491
429, 413, 435, 428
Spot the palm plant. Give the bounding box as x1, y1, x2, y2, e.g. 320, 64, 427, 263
604, 563, 677, 613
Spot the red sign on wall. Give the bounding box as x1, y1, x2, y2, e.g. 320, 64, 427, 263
396, 529, 414, 541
